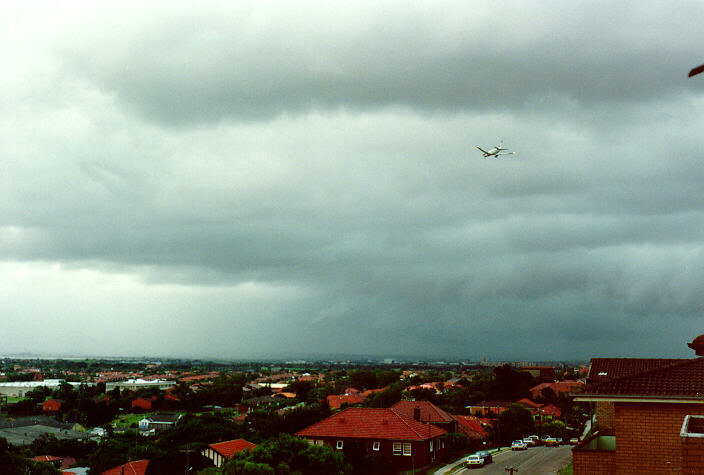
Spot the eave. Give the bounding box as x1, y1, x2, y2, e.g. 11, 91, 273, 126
574, 394, 704, 404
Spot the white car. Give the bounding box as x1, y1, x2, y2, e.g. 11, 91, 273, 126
511, 440, 528, 450
523, 437, 536, 447
465, 454, 485, 467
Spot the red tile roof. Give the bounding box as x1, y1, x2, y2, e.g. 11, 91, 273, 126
101, 459, 150, 475
42, 399, 62, 412
32, 455, 62, 463
31, 455, 77, 469
296, 407, 446, 440
539, 404, 562, 418
529, 381, 584, 398
453, 415, 489, 440
587, 358, 685, 383
580, 357, 704, 399
326, 393, 366, 409
208, 439, 256, 457
391, 400, 455, 424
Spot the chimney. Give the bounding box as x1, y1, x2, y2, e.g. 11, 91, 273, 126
413, 407, 421, 421
689, 335, 704, 356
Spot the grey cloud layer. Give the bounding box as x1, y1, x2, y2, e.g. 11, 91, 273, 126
1, 1, 704, 359
57, 1, 704, 125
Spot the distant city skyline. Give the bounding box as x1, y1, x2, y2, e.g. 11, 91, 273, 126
2, 1, 704, 360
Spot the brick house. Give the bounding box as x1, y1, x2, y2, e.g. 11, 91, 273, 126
202, 438, 256, 467
466, 401, 512, 417
573, 346, 704, 474
295, 407, 447, 472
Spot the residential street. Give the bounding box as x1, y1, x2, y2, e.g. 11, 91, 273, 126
456, 446, 573, 475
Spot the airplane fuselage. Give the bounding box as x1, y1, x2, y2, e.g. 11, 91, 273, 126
476, 144, 515, 158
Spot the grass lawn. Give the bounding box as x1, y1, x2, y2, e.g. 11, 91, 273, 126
4, 396, 27, 403
113, 411, 185, 428
558, 462, 573, 475
113, 412, 154, 428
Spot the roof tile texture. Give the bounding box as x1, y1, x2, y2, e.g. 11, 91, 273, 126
208, 439, 256, 457
391, 400, 455, 424
295, 407, 446, 440
583, 357, 704, 398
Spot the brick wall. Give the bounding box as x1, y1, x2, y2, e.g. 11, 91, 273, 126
614, 402, 704, 474
596, 401, 615, 430
573, 448, 615, 474
682, 436, 704, 474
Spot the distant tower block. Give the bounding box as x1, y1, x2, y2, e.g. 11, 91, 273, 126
688, 335, 704, 356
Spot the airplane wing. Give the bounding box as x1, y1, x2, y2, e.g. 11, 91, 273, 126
476, 146, 490, 154
689, 63, 704, 77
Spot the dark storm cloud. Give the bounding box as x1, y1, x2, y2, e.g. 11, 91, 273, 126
58, 1, 704, 126
2, 1, 704, 359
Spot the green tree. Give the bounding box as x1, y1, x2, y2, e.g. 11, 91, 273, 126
363, 383, 403, 408
223, 433, 346, 475
488, 365, 534, 402
490, 404, 535, 446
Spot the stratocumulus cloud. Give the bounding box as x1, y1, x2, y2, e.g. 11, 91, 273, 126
1, 1, 704, 359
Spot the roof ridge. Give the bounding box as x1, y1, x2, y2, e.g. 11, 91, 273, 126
588, 357, 702, 390
389, 408, 425, 439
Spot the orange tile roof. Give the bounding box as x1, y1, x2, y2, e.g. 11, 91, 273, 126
296, 407, 446, 440
208, 439, 256, 457
391, 400, 455, 424
101, 459, 150, 475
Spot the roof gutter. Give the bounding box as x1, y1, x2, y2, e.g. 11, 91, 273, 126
574, 394, 704, 404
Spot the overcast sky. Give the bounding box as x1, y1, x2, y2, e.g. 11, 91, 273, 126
2, 1, 704, 361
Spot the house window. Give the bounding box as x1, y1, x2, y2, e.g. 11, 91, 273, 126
372, 441, 380, 451
336, 440, 344, 450
430, 440, 433, 451
393, 442, 402, 455
315, 440, 323, 445
403, 443, 412, 456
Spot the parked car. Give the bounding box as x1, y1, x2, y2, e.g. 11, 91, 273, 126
545, 437, 559, 447
556, 437, 564, 445
523, 437, 536, 447
475, 450, 492, 463
465, 454, 485, 468
512, 440, 528, 451
569, 437, 580, 445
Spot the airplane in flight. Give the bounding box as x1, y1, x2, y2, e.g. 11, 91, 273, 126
476, 141, 516, 158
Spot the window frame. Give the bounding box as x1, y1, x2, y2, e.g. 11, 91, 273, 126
336, 440, 344, 450
393, 442, 402, 455
403, 443, 412, 456
372, 441, 380, 451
